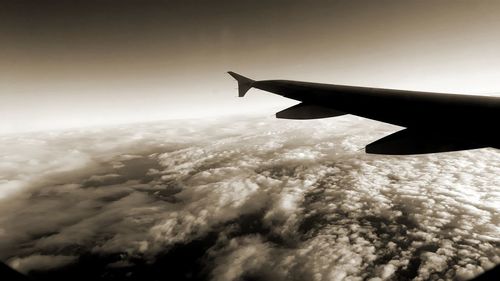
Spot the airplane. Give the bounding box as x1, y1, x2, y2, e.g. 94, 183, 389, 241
228, 71, 500, 155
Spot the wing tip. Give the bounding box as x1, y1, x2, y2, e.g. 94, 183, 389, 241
227, 71, 255, 97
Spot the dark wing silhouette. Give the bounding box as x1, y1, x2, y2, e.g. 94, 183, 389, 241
228, 71, 500, 155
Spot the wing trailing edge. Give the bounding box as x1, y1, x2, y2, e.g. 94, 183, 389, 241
228, 71, 254, 97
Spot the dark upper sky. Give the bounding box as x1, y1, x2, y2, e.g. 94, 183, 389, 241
2, 0, 500, 133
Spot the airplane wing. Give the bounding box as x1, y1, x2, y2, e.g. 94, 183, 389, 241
228, 71, 500, 155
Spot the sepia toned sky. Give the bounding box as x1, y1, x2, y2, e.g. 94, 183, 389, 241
2, 0, 500, 134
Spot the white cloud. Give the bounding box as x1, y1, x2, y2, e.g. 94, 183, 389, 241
0, 116, 498, 280
210, 236, 273, 281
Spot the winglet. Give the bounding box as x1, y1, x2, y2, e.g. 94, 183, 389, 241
228, 71, 255, 97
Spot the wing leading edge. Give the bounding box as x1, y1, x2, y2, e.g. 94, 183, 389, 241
228, 71, 500, 155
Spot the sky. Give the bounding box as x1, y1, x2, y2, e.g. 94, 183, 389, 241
2, 0, 500, 134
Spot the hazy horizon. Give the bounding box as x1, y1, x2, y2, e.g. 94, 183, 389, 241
3, 0, 500, 134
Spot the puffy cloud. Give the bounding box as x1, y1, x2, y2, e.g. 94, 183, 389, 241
0, 115, 498, 280
210, 236, 274, 281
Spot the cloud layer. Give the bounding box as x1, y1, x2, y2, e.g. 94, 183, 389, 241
0, 116, 498, 280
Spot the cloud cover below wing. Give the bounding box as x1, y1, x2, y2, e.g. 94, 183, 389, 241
0, 116, 498, 280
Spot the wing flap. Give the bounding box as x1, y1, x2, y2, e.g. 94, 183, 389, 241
366, 129, 486, 155
276, 103, 346, 120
